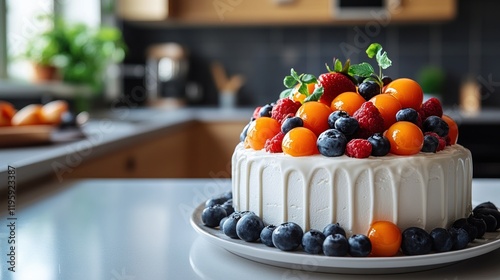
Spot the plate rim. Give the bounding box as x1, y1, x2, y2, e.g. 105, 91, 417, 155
191, 202, 500, 273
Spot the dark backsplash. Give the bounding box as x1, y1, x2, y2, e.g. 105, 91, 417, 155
120, 0, 500, 108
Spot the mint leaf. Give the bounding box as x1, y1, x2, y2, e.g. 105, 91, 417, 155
290, 68, 300, 80
304, 86, 323, 102
366, 43, 382, 59
376, 49, 392, 69
283, 75, 297, 88
301, 74, 317, 84
298, 83, 309, 96
349, 62, 375, 78
280, 88, 294, 99
333, 59, 342, 72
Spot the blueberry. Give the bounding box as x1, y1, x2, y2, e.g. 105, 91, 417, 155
421, 134, 439, 153
240, 121, 252, 142
401, 227, 432, 255
220, 216, 228, 231
396, 108, 419, 124
223, 212, 244, 239
317, 129, 347, 157
381, 76, 393, 86
221, 199, 234, 215
236, 213, 265, 242
474, 201, 499, 211
323, 234, 349, 257
358, 81, 380, 101
260, 225, 276, 247
335, 116, 359, 136
367, 133, 391, 156
449, 227, 469, 250
430, 228, 453, 252
474, 213, 498, 232
323, 223, 346, 238
327, 111, 349, 129
201, 205, 227, 228
281, 116, 303, 134
467, 216, 487, 238
259, 104, 273, 117
473, 208, 500, 230
302, 229, 326, 254
451, 218, 477, 242
348, 234, 372, 257
272, 222, 304, 251
423, 116, 449, 137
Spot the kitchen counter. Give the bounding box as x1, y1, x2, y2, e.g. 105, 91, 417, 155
1, 178, 500, 279
0, 107, 253, 190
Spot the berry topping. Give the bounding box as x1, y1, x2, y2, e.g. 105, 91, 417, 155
240, 120, 253, 142
264, 132, 285, 153
252, 107, 261, 119
345, 139, 372, 159
386, 121, 424, 155
422, 116, 449, 137
281, 116, 303, 134
348, 234, 372, 257
421, 97, 443, 119
295, 101, 332, 136
323, 234, 349, 257
442, 115, 459, 144
246, 117, 281, 150
381, 76, 393, 86
369, 93, 402, 129
334, 115, 359, 136
327, 110, 349, 129
421, 134, 439, 153
272, 222, 304, 251
352, 102, 385, 139
236, 213, 265, 242
317, 59, 357, 105
260, 225, 277, 247
330, 91, 365, 116
259, 104, 273, 118
395, 108, 419, 124
384, 78, 423, 111
282, 127, 319, 157
316, 129, 347, 157
271, 98, 302, 123
400, 227, 432, 255
367, 221, 402, 257
367, 133, 391, 156
302, 229, 326, 254
358, 81, 381, 101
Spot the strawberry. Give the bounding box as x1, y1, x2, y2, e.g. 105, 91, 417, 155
318, 59, 357, 106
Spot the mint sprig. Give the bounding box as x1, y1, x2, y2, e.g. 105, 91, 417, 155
279, 68, 321, 101
349, 43, 392, 87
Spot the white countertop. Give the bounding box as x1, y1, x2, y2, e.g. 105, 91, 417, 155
1, 178, 500, 279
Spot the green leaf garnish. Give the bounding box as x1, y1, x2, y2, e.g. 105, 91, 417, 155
301, 74, 317, 84
283, 75, 297, 88
304, 86, 324, 102
290, 68, 300, 80
366, 43, 382, 59
333, 59, 342, 72
280, 88, 294, 99
349, 62, 374, 78
376, 48, 392, 70
297, 83, 309, 96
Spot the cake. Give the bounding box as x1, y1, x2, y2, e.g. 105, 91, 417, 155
231, 43, 473, 236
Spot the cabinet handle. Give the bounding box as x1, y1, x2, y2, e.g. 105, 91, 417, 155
125, 156, 137, 172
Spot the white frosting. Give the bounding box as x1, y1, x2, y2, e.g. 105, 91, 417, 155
232, 143, 473, 235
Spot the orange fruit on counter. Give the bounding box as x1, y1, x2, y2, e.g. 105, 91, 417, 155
41, 100, 69, 125
369, 94, 402, 130
246, 117, 281, 150
384, 78, 423, 111
295, 101, 332, 136
442, 115, 459, 144
385, 121, 424, 155
11, 104, 44, 126
0, 101, 16, 126
368, 221, 402, 257
282, 127, 319, 157
330, 91, 365, 116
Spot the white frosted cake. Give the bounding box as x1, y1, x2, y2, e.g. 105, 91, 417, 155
232, 143, 472, 235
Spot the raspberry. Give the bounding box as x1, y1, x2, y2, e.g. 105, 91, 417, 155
421, 97, 443, 119
425, 132, 446, 151
271, 98, 301, 123
252, 106, 261, 119
345, 139, 372, 158
265, 132, 285, 153
353, 102, 385, 139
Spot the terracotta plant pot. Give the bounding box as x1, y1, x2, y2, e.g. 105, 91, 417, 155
32, 64, 58, 82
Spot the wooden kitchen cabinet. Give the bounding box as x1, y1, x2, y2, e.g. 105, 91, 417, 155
117, 0, 456, 25
66, 121, 246, 179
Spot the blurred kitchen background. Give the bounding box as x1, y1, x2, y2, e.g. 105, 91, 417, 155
0, 0, 499, 178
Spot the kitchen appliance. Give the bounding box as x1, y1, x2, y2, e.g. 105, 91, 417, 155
145, 43, 190, 107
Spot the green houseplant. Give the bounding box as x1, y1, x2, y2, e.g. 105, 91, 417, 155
22, 15, 126, 92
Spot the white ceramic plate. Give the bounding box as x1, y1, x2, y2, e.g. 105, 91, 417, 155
191, 203, 500, 274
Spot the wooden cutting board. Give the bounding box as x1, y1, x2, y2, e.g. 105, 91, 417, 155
0, 125, 55, 147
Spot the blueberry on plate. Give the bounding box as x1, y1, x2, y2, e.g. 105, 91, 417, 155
323, 223, 346, 238
201, 205, 227, 228
223, 212, 244, 239
473, 207, 500, 230
430, 228, 453, 253
302, 229, 326, 254
334, 116, 359, 136
367, 133, 391, 156
423, 116, 449, 137
236, 213, 265, 242
474, 213, 498, 232
281, 116, 304, 134
327, 111, 349, 129
221, 199, 234, 216
317, 129, 347, 157
323, 233, 349, 257
272, 222, 304, 251
449, 227, 469, 250
205, 197, 227, 208
401, 227, 432, 255
467, 216, 487, 238
348, 234, 372, 257
260, 225, 277, 247
396, 108, 419, 124
219, 216, 228, 231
